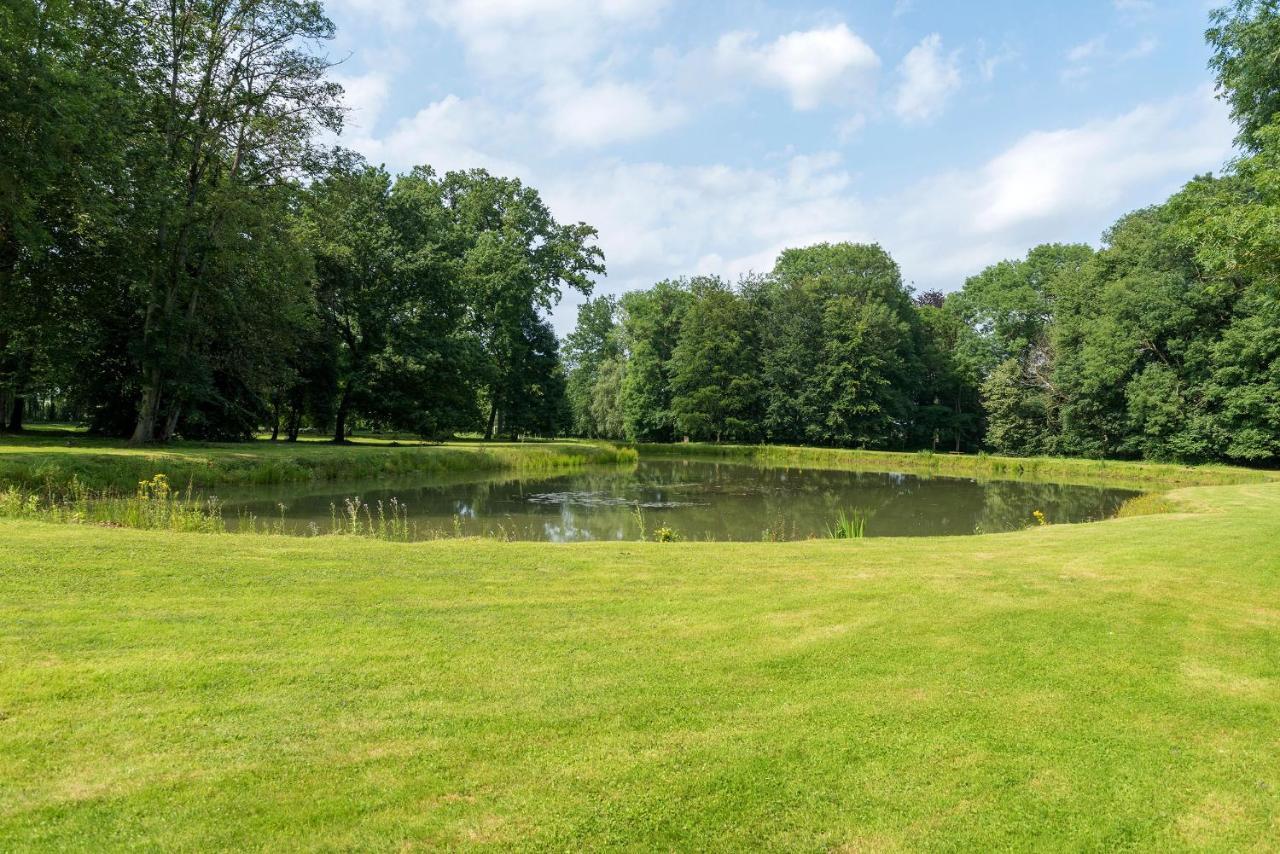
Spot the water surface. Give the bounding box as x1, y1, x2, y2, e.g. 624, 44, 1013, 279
219, 459, 1140, 541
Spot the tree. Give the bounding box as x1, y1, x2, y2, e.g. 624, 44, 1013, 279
589, 353, 627, 440
948, 244, 1093, 375
981, 358, 1057, 455
915, 301, 981, 452
564, 295, 619, 437
127, 0, 344, 443
0, 0, 140, 431
301, 161, 480, 443
817, 294, 913, 447
669, 277, 762, 442
619, 281, 692, 441
493, 317, 571, 438
1208, 0, 1280, 150
756, 275, 826, 444
433, 170, 603, 441
768, 243, 922, 448
301, 163, 401, 443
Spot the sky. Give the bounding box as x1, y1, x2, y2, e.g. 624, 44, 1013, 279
322, 0, 1237, 332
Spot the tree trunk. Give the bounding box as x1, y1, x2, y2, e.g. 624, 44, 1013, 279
333, 387, 351, 444
286, 404, 301, 442
270, 406, 280, 441
7, 395, 24, 433
954, 388, 963, 453
130, 380, 160, 443
161, 400, 183, 442
484, 400, 498, 442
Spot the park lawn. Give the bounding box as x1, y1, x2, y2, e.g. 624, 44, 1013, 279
0, 476, 1278, 849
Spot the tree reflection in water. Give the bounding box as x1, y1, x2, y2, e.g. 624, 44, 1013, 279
219, 460, 1141, 542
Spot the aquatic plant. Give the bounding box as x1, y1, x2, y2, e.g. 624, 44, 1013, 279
653, 525, 680, 543
826, 509, 867, 539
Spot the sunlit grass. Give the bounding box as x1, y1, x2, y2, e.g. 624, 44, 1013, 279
635, 442, 1273, 488
1, 481, 1277, 848
0, 433, 637, 496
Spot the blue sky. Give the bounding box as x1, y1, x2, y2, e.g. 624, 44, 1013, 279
324, 0, 1235, 331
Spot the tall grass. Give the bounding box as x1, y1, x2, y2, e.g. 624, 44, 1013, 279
0, 439, 638, 496
0, 479, 446, 542
825, 509, 867, 539
0, 474, 225, 533
632, 443, 1273, 488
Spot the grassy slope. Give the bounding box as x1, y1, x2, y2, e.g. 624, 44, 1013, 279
1, 479, 1278, 849
0, 432, 635, 494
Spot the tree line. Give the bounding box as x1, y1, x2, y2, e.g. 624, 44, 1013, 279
565, 1, 1280, 465
3, 1, 1278, 463
0, 0, 600, 443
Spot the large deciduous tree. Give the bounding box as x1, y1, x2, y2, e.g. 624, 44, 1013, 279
668, 277, 763, 443
0, 0, 140, 431
128, 0, 343, 443
434, 170, 603, 440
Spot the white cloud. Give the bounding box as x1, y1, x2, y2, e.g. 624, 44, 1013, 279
542, 81, 685, 148
977, 41, 1019, 82
893, 34, 962, 123
327, 67, 1233, 334
714, 24, 881, 110
1067, 36, 1107, 64
1063, 34, 1158, 81
424, 0, 668, 79
546, 88, 1232, 328
837, 113, 868, 143
890, 87, 1233, 280
1114, 0, 1155, 15
346, 94, 529, 178
330, 0, 415, 29
1122, 36, 1158, 61
333, 71, 390, 133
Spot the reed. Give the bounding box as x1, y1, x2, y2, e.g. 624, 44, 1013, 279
632, 442, 1274, 488
0, 435, 637, 496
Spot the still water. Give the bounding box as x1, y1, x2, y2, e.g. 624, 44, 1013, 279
219, 459, 1140, 542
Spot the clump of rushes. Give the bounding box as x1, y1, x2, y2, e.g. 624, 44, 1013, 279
325, 496, 414, 541
826, 509, 867, 539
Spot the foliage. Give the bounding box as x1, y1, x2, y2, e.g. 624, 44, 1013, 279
669, 277, 763, 442
825, 508, 867, 539
1208, 0, 1280, 150
618, 281, 692, 441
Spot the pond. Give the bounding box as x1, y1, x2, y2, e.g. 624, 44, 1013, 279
218, 459, 1141, 542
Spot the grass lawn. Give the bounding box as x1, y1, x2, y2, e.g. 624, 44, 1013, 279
0, 440, 1278, 848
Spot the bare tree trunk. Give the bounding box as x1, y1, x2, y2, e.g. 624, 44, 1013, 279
484, 399, 498, 442
161, 401, 182, 441
130, 364, 164, 443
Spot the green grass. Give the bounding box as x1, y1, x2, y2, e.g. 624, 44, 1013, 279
0, 431, 637, 496
1, 472, 1278, 848
635, 442, 1273, 488
1, 437, 1277, 847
